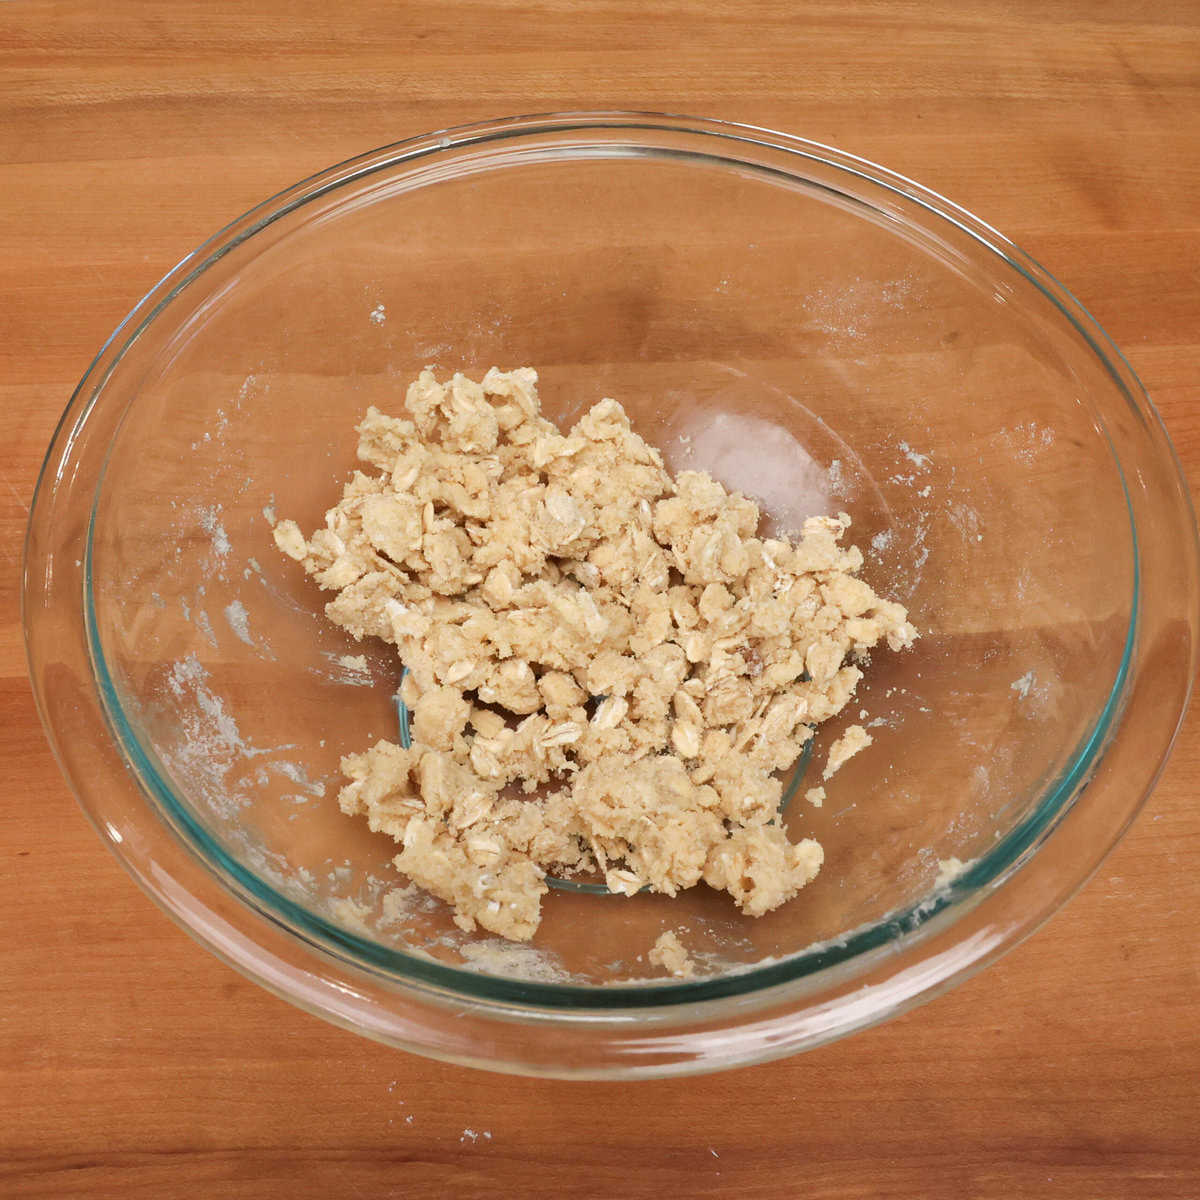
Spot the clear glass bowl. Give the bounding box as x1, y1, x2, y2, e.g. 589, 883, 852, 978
24, 113, 1199, 1078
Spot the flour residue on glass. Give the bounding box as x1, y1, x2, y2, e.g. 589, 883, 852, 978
223, 598, 254, 646
197, 504, 231, 559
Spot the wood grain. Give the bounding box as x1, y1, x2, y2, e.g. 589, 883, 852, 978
2, 2, 1198, 1196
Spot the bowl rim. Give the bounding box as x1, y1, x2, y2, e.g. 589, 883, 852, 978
25, 111, 1200, 1068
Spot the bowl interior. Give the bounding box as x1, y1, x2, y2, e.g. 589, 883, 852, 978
86, 137, 1134, 993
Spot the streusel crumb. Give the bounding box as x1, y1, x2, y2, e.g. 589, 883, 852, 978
276, 368, 916, 941
649, 930, 695, 978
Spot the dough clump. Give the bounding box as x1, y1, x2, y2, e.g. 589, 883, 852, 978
275, 368, 916, 941
649, 930, 695, 978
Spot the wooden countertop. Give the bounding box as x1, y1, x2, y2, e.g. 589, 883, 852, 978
2, 3, 1198, 1196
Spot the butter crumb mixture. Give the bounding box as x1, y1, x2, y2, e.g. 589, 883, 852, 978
274, 368, 917, 942
823, 724, 874, 781
649, 930, 696, 979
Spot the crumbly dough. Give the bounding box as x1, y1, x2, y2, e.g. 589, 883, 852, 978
823, 724, 873, 781
275, 368, 917, 941
649, 930, 695, 978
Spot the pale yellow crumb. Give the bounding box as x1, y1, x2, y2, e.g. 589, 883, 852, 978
805, 786, 825, 808
272, 518, 308, 561
823, 724, 873, 781
649, 930, 695, 978
277, 367, 917, 941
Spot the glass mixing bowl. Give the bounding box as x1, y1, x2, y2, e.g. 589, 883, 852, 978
25, 113, 1199, 1078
